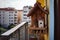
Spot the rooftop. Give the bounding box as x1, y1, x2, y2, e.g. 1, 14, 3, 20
0, 7, 16, 11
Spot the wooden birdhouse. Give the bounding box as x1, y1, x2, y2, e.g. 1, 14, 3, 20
27, 2, 49, 40
27, 2, 48, 28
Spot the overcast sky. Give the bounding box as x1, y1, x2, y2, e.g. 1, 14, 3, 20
0, 0, 36, 10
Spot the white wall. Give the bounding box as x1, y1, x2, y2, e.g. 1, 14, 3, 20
0, 10, 18, 28
22, 6, 31, 24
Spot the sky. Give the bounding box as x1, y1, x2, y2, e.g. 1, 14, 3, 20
0, 0, 36, 10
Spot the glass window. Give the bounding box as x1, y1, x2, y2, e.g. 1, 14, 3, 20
9, 17, 13, 19
11, 20, 13, 22
9, 11, 13, 13
23, 14, 26, 16
14, 17, 17, 19
14, 14, 17, 16
9, 20, 13, 22
23, 17, 27, 19
14, 23, 17, 24
9, 14, 13, 16
9, 15, 11, 16
24, 11, 27, 13
9, 23, 13, 24
0, 14, 1, 16
15, 11, 17, 13
0, 11, 1, 13
14, 20, 16, 21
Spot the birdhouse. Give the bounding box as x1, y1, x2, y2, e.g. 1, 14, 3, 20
27, 2, 49, 40
27, 2, 48, 28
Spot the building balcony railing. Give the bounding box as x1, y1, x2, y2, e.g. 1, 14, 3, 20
0, 22, 29, 40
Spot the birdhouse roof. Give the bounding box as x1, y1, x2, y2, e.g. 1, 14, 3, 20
27, 2, 49, 17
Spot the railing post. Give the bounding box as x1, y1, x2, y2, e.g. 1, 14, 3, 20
18, 29, 20, 40
25, 22, 29, 40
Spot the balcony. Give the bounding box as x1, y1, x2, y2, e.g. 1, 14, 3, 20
0, 22, 29, 40
0, 22, 48, 40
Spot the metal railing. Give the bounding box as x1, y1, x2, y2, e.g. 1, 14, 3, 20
0, 22, 28, 40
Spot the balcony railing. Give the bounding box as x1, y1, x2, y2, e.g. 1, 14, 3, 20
0, 22, 29, 40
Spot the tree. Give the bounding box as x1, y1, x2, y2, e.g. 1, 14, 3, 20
8, 24, 15, 30
0, 24, 7, 34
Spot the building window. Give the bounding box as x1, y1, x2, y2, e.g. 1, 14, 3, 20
14, 17, 17, 19
9, 14, 11, 16
9, 17, 13, 19
9, 11, 13, 13
14, 23, 17, 24
11, 20, 13, 22
14, 20, 16, 21
9, 14, 13, 16
29, 7, 31, 9
9, 23, 11, 24
23, 14, 26, 16
9, 23, 13, 24
0, 11, 1, 13
9, 15, 11, 16
9, 20, 13, 22
23, 11, 27, 13
15, 11, 17, 13
23, 17, 27, 19
14, 14, 17, 16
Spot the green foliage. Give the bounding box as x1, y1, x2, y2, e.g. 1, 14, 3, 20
0, 24, 15, 34
0, 27, 7, 31
8, 24, 15, 29
0, 24, 7, 34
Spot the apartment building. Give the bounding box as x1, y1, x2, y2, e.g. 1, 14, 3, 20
0, 7, 19, 28
22, 6, 32, 24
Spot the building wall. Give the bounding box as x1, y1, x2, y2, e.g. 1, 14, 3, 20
0, 8, 18, 28
0, 10, 9, 27
22, 6, 32, 25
